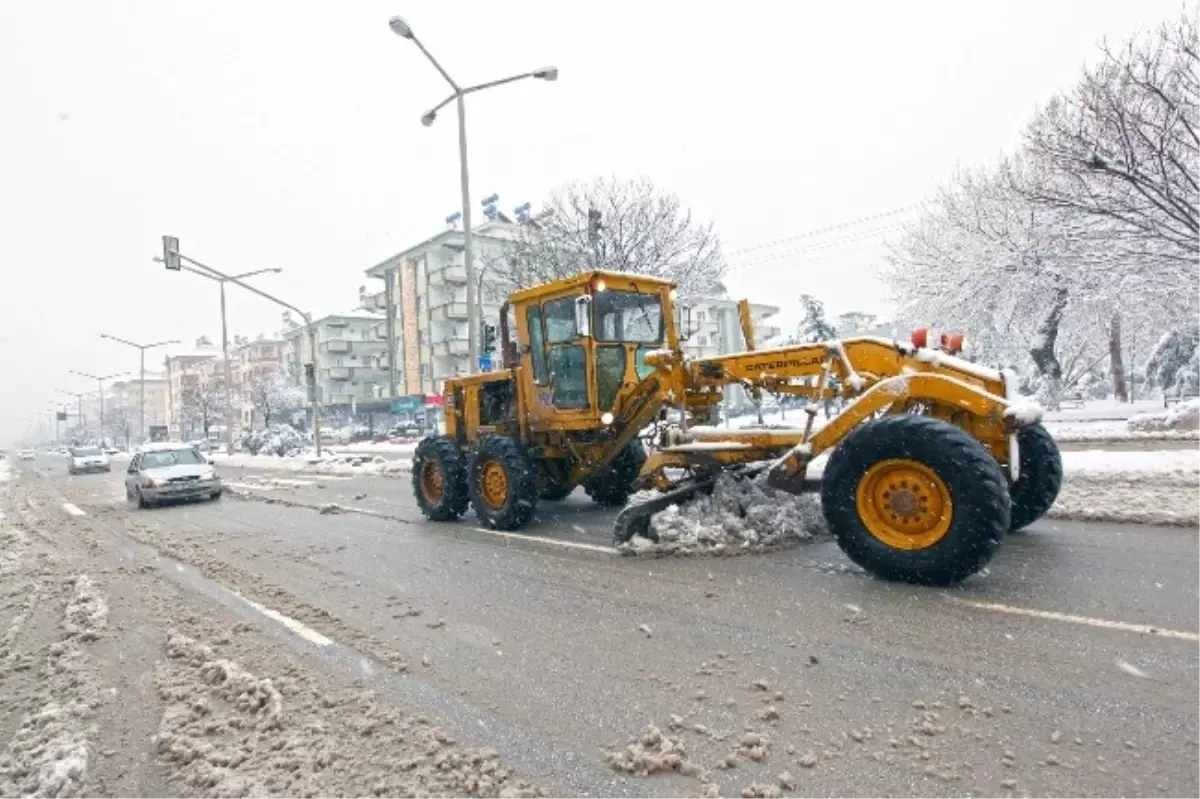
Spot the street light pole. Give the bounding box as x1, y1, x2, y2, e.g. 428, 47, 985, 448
155, 245, 322, 456
388, 15, 557, 374
69, 370, 129, 446
99, 334, 180, 446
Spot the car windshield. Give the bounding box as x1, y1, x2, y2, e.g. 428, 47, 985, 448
72, 447, 102, 456
594, 290, 663, 343
141, 449, 205, 469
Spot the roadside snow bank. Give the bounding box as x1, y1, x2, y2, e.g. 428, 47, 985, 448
154, 630, 543, 798
1127, 399, 1200, 434
1061, 449, 1199, 479
0, 575, 108, 798
217, 453, 411, 477
618, 474, 826, 557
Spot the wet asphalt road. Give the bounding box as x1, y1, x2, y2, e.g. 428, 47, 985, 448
32, 458, 1200, 797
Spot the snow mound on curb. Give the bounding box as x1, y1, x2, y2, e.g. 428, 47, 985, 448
153, 631, 544, 798
218, 453, 412, 478
1127, 399, 1200, 433
619, 474, 826, 556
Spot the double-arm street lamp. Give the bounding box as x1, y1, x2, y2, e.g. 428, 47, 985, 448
68, 370, 129, 445
99, 334, 181, 447
387, 15, 557, 372
157, 239, 323, 455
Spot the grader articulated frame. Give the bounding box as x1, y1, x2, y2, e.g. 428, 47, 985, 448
412, 270, 1064, 586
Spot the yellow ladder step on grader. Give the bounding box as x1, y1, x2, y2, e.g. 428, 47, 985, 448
410, 270, 1064, 586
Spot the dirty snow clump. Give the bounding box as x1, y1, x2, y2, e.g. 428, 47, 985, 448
619, 473, 826, 556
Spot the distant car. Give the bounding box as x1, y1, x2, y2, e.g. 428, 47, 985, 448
67, 446, 110, 474
125, 443, 222, 508
18, 449, 36, 461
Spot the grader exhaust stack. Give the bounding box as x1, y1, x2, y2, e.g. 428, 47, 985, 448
409, 270, 1063, 587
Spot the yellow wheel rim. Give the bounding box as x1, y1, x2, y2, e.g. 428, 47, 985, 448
480, 461, 509, 509
855, 459, 953, 550
419, 461, 444, 503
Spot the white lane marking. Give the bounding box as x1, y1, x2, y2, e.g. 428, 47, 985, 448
946, 597, 1199, 642
225, 482, 276, 491
62, 503, 86, 517
471, 527, 617, 555
233, 592, 333, 647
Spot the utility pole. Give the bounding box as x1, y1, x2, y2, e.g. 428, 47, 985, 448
156, 239, 323, 455
387, 15, 557, 373
69, 370, 128, 446
100, 334, 180, 446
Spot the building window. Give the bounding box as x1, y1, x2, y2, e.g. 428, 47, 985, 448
696, 311, 706, 322
696, 335, 707, 347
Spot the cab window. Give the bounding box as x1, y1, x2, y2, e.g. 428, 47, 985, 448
595, 290, 663, 343
544, 296, 580, 343
525, 306, 549, 384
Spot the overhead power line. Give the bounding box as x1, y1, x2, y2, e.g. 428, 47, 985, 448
727, 223, 908, 274
723, 204, 924, 259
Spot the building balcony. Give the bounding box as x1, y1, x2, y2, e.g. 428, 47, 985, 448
327, 338, 351, 353
326, 318, 350, 328
329, 367, 352, 380
757, 325, 782, 340
427, 263, 468, 285
430, 302, 469, 322
434, 339, 469, 357
373, 323, 389, 340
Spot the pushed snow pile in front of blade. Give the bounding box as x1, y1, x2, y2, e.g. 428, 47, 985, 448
618, 473, 826, 556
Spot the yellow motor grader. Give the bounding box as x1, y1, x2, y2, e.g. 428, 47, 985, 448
412, 270, 1063, 585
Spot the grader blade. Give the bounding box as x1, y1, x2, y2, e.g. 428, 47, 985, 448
612, 477, 716, 544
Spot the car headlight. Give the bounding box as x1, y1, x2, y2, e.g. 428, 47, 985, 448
201, 470, 217, 481
146, 477, 162, 488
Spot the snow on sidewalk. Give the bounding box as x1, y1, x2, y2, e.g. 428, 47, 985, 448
214, 452, 411, 477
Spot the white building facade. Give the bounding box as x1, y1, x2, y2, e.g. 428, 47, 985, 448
282, 311, 389, 409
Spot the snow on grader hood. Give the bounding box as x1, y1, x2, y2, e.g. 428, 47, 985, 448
409, 270, 1062, 587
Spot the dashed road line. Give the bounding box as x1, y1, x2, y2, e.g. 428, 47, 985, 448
61, 502, 86, 517
945, 596, 1199, 642
232, 591, 333, 646
471, 527, 617, 555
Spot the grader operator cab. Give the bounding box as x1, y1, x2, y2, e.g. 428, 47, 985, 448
412, 270, 1064, 586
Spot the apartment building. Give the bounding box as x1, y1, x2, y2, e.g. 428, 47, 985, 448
282, 311, 389, 410
163, 351, 218, 440
230, 338, 285, 428
105, 373, 169, 441
676, 299, 783, 359
364, 219, 521, 396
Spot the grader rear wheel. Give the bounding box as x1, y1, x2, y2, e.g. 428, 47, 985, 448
468, 436, 539, 530
821, 415, 1010, 586
412, 436, 469, 521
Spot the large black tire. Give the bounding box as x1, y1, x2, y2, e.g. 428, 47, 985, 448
1007, 423, 1063, 533
412, 436, 470, 521
468, 436, 539, 530
821, 416, 1010, 586
583, 439, 647, 507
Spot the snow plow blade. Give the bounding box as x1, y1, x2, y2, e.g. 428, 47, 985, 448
613, 478, 717, 544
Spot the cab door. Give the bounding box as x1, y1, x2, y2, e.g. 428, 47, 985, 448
516, 292, 594, 430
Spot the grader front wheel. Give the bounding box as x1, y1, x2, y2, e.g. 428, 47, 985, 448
821, 416, 1010, 586
468, 436, 540, 530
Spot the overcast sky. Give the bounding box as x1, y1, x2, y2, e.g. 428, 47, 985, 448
0, 0, 1183, 442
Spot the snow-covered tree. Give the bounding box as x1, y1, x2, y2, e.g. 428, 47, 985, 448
181, 382, 229, 440
795, 295, 838, 342
499, 177, 726, 300
246, 365, 307, 427
1022, 11, 1198, 263
1145, 323, 1200, 397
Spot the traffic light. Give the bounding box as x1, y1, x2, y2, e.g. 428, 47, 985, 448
587, 209, 602, 243
481, 323, 497, 356
162, 235, 181, 270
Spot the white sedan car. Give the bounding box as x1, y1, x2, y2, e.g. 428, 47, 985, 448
18, 449, 36, 461
67, 446, 111, 475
